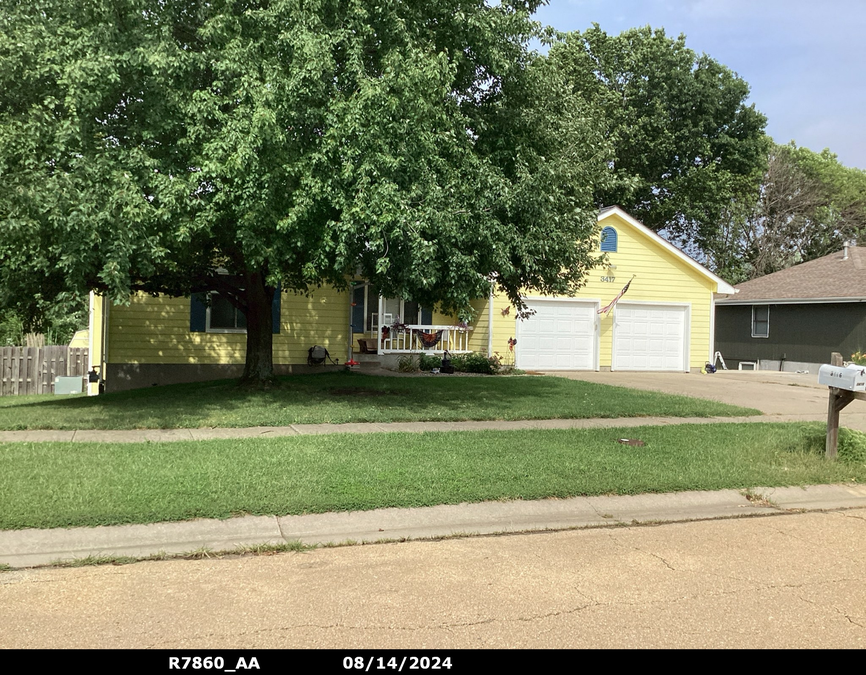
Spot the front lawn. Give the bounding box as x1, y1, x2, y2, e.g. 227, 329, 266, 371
0, 371, 759, 430
2, 422, 862, 530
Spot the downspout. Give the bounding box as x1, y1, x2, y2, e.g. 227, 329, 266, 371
708, 292, 715, 367
488, 287, 494, 357
101, 295, 109, 394
87, 292, 96, 396
347, 286, 353, 363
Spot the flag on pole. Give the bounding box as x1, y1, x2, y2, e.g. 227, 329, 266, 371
598, 276, 634, 315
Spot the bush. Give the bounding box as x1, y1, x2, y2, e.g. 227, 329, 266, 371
418, 354, 442, 371
450, 352, 501, 375
417, 351, 502, 374
397, 354, 419, 373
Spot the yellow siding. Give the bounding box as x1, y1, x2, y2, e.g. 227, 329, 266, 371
491, 211, 717, 369
466, 297, 490, 355
107, 287, 349, 365
68, 329, 89, 349
489, 295, 520, 365
87, 292, 105, 395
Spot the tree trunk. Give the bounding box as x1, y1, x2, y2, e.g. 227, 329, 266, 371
240, 270, 275, 385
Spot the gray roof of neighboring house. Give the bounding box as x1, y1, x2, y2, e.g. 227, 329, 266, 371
716, 245, 866, 304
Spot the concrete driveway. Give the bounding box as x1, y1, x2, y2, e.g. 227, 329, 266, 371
544, 369, 866, 432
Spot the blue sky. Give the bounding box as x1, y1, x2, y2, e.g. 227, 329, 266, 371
533, 0, 866, 170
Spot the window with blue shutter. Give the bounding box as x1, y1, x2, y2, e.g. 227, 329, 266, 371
209, 294, 247, 329
600, 227, 618, 252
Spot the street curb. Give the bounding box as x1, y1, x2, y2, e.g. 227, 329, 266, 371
2, 484, 864, 569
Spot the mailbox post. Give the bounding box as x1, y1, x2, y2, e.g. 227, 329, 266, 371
818, 352, 866, 459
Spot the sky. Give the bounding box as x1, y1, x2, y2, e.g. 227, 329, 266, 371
533, 0, 866, 170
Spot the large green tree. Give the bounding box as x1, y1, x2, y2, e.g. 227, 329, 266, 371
0, 0, 610, 382
546, 24, 768, 254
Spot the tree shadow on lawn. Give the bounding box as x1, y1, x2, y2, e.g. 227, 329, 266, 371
0, 371, 748, 430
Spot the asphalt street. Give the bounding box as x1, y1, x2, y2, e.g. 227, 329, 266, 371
2, 509, 864, 649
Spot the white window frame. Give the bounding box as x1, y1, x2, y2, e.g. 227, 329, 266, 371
206, 292, 247, 333
751, 305, 769, 338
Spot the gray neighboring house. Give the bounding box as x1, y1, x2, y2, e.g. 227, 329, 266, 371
714, 243, 866, 372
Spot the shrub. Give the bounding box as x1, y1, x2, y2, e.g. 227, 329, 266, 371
418, 354, 442, 371
397, 354, 419, 373
451, 352, 500, 375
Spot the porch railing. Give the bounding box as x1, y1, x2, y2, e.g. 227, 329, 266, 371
379, 324, 472, 354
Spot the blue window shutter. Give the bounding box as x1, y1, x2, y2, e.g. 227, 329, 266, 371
421, 307, 433, 325
351, 286, 366, 332
272, 284, 281, 334
600, 227, 618, 252
190, 293, 207, 332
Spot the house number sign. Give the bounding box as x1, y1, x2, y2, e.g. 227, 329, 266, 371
600, 276, 616, 283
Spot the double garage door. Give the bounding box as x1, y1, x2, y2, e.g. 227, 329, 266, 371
516, 300, 688, 371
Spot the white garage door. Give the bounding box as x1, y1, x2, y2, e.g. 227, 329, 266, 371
516, 300, 597, 370
612, 304, 688, 371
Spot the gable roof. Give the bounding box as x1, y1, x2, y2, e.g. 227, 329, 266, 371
715, 245, 866, 305
598, 206, 737, 295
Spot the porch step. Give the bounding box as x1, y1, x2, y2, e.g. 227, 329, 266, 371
352, 353, 382, 369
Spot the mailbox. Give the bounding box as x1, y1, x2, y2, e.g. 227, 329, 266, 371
818, 364, 866, 391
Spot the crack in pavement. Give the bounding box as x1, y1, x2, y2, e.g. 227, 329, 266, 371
641, 549, 676, 571
274, 516, 291, 543
829, 604, 865, 629
755, 522, 823, 548
117, 584, 866, 648
843, 615, 865, 629
128, 602, 608, 646
10, 578, 863, 648
603, 529, 678, 571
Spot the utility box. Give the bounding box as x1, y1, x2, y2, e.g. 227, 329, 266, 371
54, 376, 84, 395
818, 364, 866, 391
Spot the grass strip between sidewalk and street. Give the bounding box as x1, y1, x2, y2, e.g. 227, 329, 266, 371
2, 422, 864, 530
0, 372, 759, 430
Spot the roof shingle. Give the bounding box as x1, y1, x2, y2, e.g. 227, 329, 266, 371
716, 246, 866, 303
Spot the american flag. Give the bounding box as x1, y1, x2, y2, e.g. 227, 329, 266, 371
598, 277, 634, 315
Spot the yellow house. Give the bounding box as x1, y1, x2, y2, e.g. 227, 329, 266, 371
88, 206, 733, 392
488, 206, 735, 372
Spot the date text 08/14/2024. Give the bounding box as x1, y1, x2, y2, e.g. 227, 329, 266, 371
167, 656, 453, 672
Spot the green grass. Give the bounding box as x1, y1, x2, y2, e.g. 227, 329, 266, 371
2, 422, 862, 530
0, 372, 758, 430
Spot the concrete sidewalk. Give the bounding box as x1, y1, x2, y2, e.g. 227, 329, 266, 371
3, 483, 865, 569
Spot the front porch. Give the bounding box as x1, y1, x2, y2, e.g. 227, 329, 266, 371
377, 323, 472, 355
351, 284, 474, 356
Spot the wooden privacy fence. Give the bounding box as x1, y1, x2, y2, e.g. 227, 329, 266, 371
0, 347, 89, 396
